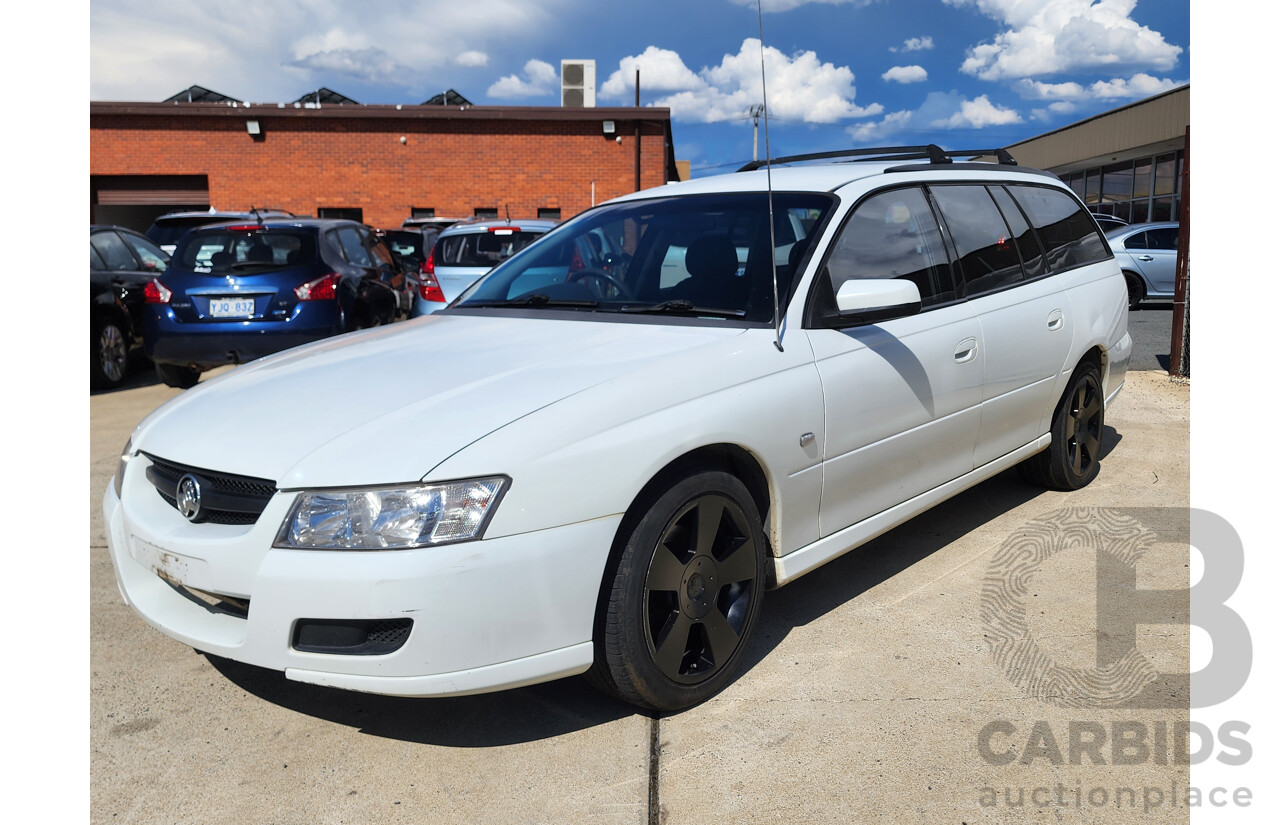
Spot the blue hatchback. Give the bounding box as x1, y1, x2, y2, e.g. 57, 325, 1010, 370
143, 218, 401, 387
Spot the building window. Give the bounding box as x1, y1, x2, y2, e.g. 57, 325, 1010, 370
319, 207, 364, 222
1060, 150, 1182, 226
537, 208, 562, 220
411, 207, 435, 218
474, 207, 498, 219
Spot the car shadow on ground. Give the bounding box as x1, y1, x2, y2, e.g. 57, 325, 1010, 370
91, 355, 160, 394
207, 426, 1122, 746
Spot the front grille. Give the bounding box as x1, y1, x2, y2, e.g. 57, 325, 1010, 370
144, 453, 277, 525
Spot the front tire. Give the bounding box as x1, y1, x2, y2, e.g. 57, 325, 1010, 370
1020, 361, 1105, 491
591, 471, 766, 711
156, 362, 200, 389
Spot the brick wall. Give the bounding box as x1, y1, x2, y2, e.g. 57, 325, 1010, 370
90, 109, 672, 228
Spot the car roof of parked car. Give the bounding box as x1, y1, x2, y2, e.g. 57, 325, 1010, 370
439, 219, 559, 235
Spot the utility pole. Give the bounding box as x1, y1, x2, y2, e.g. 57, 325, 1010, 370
634, 69, 641, 192
749, 104, 766, 161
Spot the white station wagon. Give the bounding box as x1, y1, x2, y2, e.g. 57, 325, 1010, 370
105, 146, 1131, 711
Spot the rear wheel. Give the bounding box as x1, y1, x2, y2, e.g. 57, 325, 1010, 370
1124, 272, 1145, 310
91, 318, 129, 390
591, 470, 766, 711
1020, 361, 1105, 490
156, 362, 200, 389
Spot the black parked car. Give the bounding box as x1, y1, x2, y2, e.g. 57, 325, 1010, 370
146, 208, 296, 255
376, 227, 441, 314
90, 225, 169, 390
142, 218, 401, 388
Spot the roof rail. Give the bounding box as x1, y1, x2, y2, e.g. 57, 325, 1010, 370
737, 144, 1017, 172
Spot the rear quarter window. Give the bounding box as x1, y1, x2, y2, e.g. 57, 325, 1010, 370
1009, 185, 1110, 273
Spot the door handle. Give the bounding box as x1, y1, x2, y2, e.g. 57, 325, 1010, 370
1137, 255, 1154, 261
954, 337, 977, 364
1047, 309, 1064, 331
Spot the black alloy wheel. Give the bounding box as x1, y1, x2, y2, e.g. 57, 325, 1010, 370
1020, 361, 1105, 491
591, 471, 766, 711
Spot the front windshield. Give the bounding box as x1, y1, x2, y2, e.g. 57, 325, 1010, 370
453, 192, 833, 322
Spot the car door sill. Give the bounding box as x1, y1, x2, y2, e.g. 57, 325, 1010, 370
770, 433, 1052, 588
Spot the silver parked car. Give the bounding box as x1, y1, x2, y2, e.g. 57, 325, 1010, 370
410, 219, 556, 316
1106, 221, 1179, 309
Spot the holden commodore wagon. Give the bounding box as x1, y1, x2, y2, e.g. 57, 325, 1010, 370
105, 146, 1131, 711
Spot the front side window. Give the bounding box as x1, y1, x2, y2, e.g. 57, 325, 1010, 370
455, 192, 834, 323
820, 187, 954, 312
929, 184, 1025, 297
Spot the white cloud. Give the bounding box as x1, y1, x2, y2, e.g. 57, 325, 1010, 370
455, 51, 489, 68
847, 110, 913, 143
726, 0, 876, 11
931, 94, 1022, 128
1016, 73, 1183, 101
289, 48, 408, 85
882, 65, 927, 84
600, 46, 705, 97
891, 36, 934, 53
845, 90, 1022, 143
605, 39, 882, 125
487, 59, 558, 99
943, 0, 1183, 80
90, 0, 567, 101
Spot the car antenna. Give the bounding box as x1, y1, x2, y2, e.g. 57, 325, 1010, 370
250, 206, 264, 228
756, 0, 782, 352
505, 204, 511, 222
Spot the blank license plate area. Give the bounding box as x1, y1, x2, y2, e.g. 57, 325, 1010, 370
208, 297, 257, 318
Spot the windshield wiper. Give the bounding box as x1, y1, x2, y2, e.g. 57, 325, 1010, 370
618, 299, 746, 318
463, 293, 599, 309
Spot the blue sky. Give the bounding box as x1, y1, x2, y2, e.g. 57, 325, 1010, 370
89, 0, 1188, 175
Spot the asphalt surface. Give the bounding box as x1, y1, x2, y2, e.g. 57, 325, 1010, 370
90, 309, 1190, 824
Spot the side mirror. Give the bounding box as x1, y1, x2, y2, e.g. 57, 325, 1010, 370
834, 278, 922, 325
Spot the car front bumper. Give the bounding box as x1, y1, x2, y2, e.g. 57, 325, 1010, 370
103, 455, 616, 697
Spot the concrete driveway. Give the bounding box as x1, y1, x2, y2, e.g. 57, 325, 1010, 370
91, 351, 1190, 823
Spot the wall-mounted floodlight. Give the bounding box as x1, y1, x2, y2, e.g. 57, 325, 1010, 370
602, 120, 616, 135
246, 120, 262, 138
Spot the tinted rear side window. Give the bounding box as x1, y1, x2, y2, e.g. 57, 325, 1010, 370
1009, 185, 1110, 272
435, 231, 545, 267
989, 185, 1045, 279
929, 185, 1025, 297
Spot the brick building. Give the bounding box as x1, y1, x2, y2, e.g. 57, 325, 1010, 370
89, 99, 679, 232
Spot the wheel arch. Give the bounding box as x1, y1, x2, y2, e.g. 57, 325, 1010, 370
592, 443, 776, 641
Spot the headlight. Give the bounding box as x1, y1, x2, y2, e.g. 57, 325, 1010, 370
274, 477, 508, 550
113, 438, 133, 499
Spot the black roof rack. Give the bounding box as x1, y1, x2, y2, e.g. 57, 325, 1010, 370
737, 144, 1016, 172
